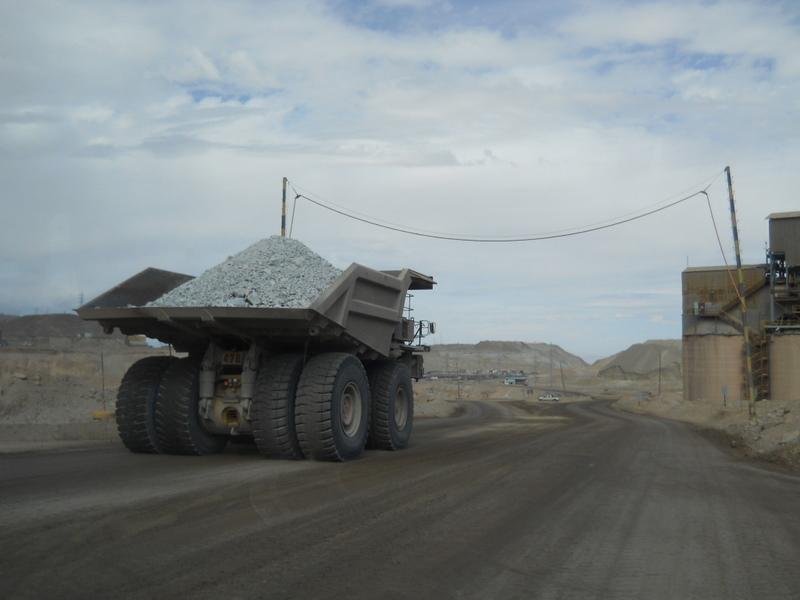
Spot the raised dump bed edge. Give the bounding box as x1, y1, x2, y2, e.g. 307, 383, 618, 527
78, 262, 436, 462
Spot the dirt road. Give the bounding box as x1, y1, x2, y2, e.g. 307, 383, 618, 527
2, 400, 799, 599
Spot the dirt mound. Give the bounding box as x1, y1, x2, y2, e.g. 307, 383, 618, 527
1, 314, 112, 340
426, 341, 587, 373
474, 341, 533, 353
0, 343, 170, 442
595, 339, 681, 379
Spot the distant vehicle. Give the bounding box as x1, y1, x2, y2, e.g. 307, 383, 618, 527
538, 392, 560, 402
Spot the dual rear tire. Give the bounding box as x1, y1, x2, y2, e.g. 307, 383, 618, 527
292, 355, 414, 460
116, 356, 226, 455
366, 360, 414, 451
116, 353, 414, 461
116, 356, 176, 453
155, 358, 228, 456
295, 353, 371, 462
251, 354, 305, 460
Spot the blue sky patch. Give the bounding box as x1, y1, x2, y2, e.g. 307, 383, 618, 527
330, 0, 575, 36
190, 89, 252, 104
283, 104, 310, 129
752, 56, 776, 76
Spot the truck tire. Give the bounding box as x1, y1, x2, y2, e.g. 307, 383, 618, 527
367, 361, 414, 450
251, 354, 305, 459
115, 356, 176, 454
295, 353, 370, 461
155, 357, 227, 456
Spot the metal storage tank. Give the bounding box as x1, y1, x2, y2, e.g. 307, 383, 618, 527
769, 332, 800, 402
683, 335, 743, 404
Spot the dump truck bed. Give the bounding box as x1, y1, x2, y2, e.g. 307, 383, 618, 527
78, 263, 434, 357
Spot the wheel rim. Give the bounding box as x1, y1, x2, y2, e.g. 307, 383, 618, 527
394, 385, 409, 429
340, 381, 362, 438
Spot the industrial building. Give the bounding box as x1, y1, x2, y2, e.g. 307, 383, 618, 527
683, 212, 800, 405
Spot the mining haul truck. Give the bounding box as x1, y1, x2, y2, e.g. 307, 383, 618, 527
77, 264, 435, 462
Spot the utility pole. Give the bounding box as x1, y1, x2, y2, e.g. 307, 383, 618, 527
281, 177, 288, 237
559, 362, 566, 392
456, 360, 462, 401
657, 350, 662, 398
725, 166, 756, 419
100, 351, 106, 412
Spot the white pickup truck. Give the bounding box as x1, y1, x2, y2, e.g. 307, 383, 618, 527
538, 392, 560, 402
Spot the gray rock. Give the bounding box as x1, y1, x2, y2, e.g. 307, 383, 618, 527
781, 431, 800, 445
148, 237, 342, 309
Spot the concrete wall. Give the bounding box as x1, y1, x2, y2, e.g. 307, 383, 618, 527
682, 265, 765, 317
682, 286, 773, 336
683, 335, 744, 405
770, 332, 800, 402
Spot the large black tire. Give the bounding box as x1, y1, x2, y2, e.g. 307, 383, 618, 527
367, 361, 414, 450
115, 356, 176, 453
295, 353, 370, 462
251, 354, 305, 459
155, 358, 227, 456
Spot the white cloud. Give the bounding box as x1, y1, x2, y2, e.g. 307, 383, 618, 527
0, 0, 798, 358
70, 105, 114, 123
226, 50, 277, 89
166, 47, 221, 83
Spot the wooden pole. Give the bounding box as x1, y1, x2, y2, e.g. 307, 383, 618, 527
281, 177, 288, 237
657, 350, 662, 397
100, 351, 106, 412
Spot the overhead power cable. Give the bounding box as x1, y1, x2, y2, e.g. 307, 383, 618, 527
702, 189, 745, 303
289, 192, 299, 238
287, 170, 724, 243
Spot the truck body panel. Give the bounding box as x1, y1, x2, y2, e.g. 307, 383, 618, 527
77, 263, 434, 358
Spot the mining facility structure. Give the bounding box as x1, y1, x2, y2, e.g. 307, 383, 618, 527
683, 211, 800, 406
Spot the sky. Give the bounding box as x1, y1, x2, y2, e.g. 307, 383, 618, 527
1, 0, 799, 361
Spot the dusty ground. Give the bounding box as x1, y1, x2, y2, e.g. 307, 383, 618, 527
0, 351, 582, 449
3, 399, 800, 599
6, 340, 798, 473
616, 384, 800, 469
413, 378, 592, 418
0, 344, 170, 447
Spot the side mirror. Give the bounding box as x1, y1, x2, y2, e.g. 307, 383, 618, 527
428, 322, 436, 334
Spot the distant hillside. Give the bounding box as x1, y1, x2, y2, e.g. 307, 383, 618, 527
594, 339, 681, 379
0, 313, 123, 344
426, 340, 587, 374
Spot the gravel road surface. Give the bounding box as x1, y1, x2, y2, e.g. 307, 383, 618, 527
2, 400, 799, 599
